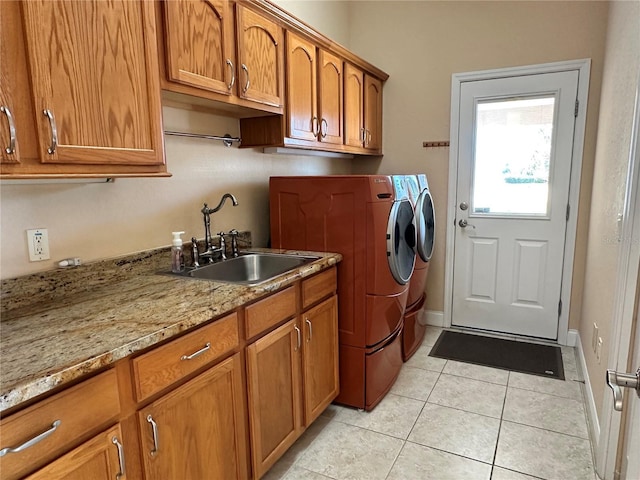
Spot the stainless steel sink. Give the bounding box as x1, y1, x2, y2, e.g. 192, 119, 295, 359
177, 252, 319, 285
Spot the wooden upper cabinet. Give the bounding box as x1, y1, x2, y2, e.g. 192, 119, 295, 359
0, 1, 38, 166
20, 0, 164, 167
286, 32, 318, 142
344, 64, 382, 154
236, 4, 284, 108
285, 31, 343, 147
344, 63, 365, 149
163, 0, 236, 96
318, 50, 344, 146
364, 74, 383, 152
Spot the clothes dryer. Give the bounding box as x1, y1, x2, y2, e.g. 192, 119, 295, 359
269, 175, 416, 410
402, 174, 435, 360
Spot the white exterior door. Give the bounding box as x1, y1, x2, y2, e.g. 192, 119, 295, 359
451, 71, 579, 339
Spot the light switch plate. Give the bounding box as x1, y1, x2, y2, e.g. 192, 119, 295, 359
27, 228, 50, 261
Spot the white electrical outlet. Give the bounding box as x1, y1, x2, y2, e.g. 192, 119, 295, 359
27, 229, 50, 261
596, 337, 603, 364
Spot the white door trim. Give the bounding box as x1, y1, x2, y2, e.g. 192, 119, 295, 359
597, 71, 640, 480
445, 59, 591, 345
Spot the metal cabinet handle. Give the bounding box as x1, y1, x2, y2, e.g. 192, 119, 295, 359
43, 109, 57, 154
294, 325, 301, 351
360, 127, 366, 144
112, 436, 126, 480
365, 129, 372, 146
606, 367, 640, 411
0, 420, 61, 457
311, 116, 319, 137
241, 64, 250, 93
180, 342, 211, 361
0, 105, 16, 154
226, 59, 235, 91
305, 318, 312, 342
146, 415, 159, 457
320, 118, 328, 139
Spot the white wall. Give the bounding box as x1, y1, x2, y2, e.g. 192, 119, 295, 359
579, 0, 640, 419
346, 1, 609, 327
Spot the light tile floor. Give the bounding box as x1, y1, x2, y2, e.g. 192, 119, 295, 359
263, 327, 596, 480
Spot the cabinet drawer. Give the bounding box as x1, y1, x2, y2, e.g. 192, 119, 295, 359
245, 286, 296, 339
0, 369, 120, 480
132, 312, 239, 402
302, 268, 337, 310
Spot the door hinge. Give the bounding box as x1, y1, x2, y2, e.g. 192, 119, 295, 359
558, 299, 563, 316
574, 99, 579, 117
566, 204, 570, 222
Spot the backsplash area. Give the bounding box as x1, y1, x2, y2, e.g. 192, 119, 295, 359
1, 233, 252, 315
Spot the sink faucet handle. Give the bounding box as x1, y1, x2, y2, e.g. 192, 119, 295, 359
228, 229, 239, 257
217, 232, 227, 261
190, 237, 200, 268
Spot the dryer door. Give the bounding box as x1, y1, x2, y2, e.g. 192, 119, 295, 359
386, 199, 416, 285
415, 189, 435, 262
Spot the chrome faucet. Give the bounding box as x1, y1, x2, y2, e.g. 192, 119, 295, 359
200, 193, 238, 261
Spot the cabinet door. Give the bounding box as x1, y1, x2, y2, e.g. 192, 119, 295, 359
364, 74, 383, 152
302, 295, 339, 425
344, 63, 364, 148
236, 5, 284, 108
318, 50, 343, 146
246, 319, 302, 479
138, 354, 248, 480
21, 0, 164, 166
25, 424, 125, 480
0, 1, 38, 165
164, 0, 235, 96
286, 32, 317, 142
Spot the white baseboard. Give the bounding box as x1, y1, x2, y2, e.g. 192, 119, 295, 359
424, 310, 445, 327
576, 331, 600, 449
566, 329, 578, 347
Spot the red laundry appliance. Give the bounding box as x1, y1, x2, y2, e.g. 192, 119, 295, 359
401, 174, 435, 361
270, 175, 416, 410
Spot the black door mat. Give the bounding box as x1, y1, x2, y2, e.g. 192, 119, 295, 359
429, 330, 565, 380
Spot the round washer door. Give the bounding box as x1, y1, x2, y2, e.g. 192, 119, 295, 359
386, 199, 416, 285
416, 189, 435, 262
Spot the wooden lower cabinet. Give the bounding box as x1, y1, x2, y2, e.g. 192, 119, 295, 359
246, 319, 303, 479
25, 424, 126, 480
247, 294, 339, 479
137, 353, 248, 480
302, 295, 339, 426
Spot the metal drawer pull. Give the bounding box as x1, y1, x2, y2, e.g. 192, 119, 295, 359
294, 325, 301, 351
180, 342, 211, 361
0, 420, 61, 457
146, 415, 159, 457
312, 116, 319, 136
305, 318, 312, 342
112, 436, 126, 480
226, 59, 235, 91
241, 64, 250, 93
0, 105, 16, 154
43, 109, 57, 154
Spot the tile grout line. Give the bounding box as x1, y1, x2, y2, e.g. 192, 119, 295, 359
490, 370, 511, 478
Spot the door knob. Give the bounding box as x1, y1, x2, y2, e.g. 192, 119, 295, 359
459, 202, 469, 211
458, 219, 475, 229
606, 367, 640, 411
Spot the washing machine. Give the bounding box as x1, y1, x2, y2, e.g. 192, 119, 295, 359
269, 175, 416, 410
401, 174, 435, 360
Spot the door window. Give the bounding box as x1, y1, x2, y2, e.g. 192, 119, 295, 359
472, 95, 556, 217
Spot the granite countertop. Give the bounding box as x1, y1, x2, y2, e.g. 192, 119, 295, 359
0, 247, 341, 413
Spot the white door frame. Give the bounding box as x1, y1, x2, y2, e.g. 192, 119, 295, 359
597, 72, 640, 480
445, 59, 591, 345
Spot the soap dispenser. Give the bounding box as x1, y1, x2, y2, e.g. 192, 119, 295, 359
171, 231, 185, 273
